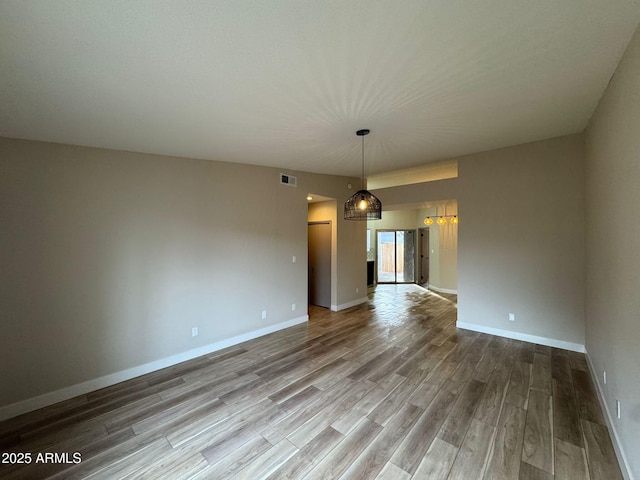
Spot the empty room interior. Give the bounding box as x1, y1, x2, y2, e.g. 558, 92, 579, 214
1, 2, 639, 479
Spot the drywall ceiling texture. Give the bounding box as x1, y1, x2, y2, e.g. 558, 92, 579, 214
374, 134, 586, 349
0, 137, 365, 412
585, 22, 640, 479
0, 1, 638, 176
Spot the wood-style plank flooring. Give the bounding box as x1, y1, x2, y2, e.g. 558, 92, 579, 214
0, 285, 622, 479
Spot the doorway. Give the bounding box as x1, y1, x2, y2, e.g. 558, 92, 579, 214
308, 222, 331, 308
376, 230, 416, 283
419, 228, 430, 286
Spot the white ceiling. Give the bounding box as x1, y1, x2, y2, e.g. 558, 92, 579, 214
1, 1, 639, 177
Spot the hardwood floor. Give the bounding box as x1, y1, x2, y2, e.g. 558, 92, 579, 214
0, 285, 622, 479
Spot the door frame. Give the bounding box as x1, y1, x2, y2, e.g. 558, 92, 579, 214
308, 221, 332, 308
419, 227, 430, 286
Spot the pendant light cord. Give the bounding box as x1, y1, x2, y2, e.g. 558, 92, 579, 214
361, 134, 365, 189
344, 129, 381, 220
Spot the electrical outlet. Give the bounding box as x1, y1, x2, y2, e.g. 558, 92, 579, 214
356, 288, 359, 293
262, 310, 267, 320
616, 400, 621, 419
603, 370, 607, 385
292, 303, 296, 311
191, 327, 199, 337
292, 256, 297, 263
508, 313, 516, 321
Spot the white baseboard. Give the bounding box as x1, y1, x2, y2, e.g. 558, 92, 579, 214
331, 297, 368, 312
456, 321, 585, 353
0, 315, 308, 422
585, 350, 633, 480
428, 285, 458, 294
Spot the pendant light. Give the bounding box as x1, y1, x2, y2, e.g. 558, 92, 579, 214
423, 205, 459, 226
344, 129, 382, 220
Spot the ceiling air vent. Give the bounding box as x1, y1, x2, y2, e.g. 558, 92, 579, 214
280, 173, 297, 187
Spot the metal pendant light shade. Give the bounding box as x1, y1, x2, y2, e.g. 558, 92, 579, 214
344, 189, 382, 220
344, 129, 382, 220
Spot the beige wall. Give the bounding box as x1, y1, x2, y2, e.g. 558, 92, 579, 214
585, 23, 640, 478
374, 209, 419, 230
374, 134, 586, 349
417, 204, 458, 293
435, 221, 458, 293
0, 137, 364, 412
456, 135, 586, 347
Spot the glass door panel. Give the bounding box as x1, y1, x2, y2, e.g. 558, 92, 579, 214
376, 230, 415, 284
377, 231, 395, 283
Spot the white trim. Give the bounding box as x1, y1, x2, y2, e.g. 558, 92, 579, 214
0, 315, 308, 422
585, 350, 633, 480
427, 285, 458, 294
456, 321, 585, 353
331, 297, 368, 312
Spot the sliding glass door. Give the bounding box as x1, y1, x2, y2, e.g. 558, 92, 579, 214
376, 230, 415, 283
